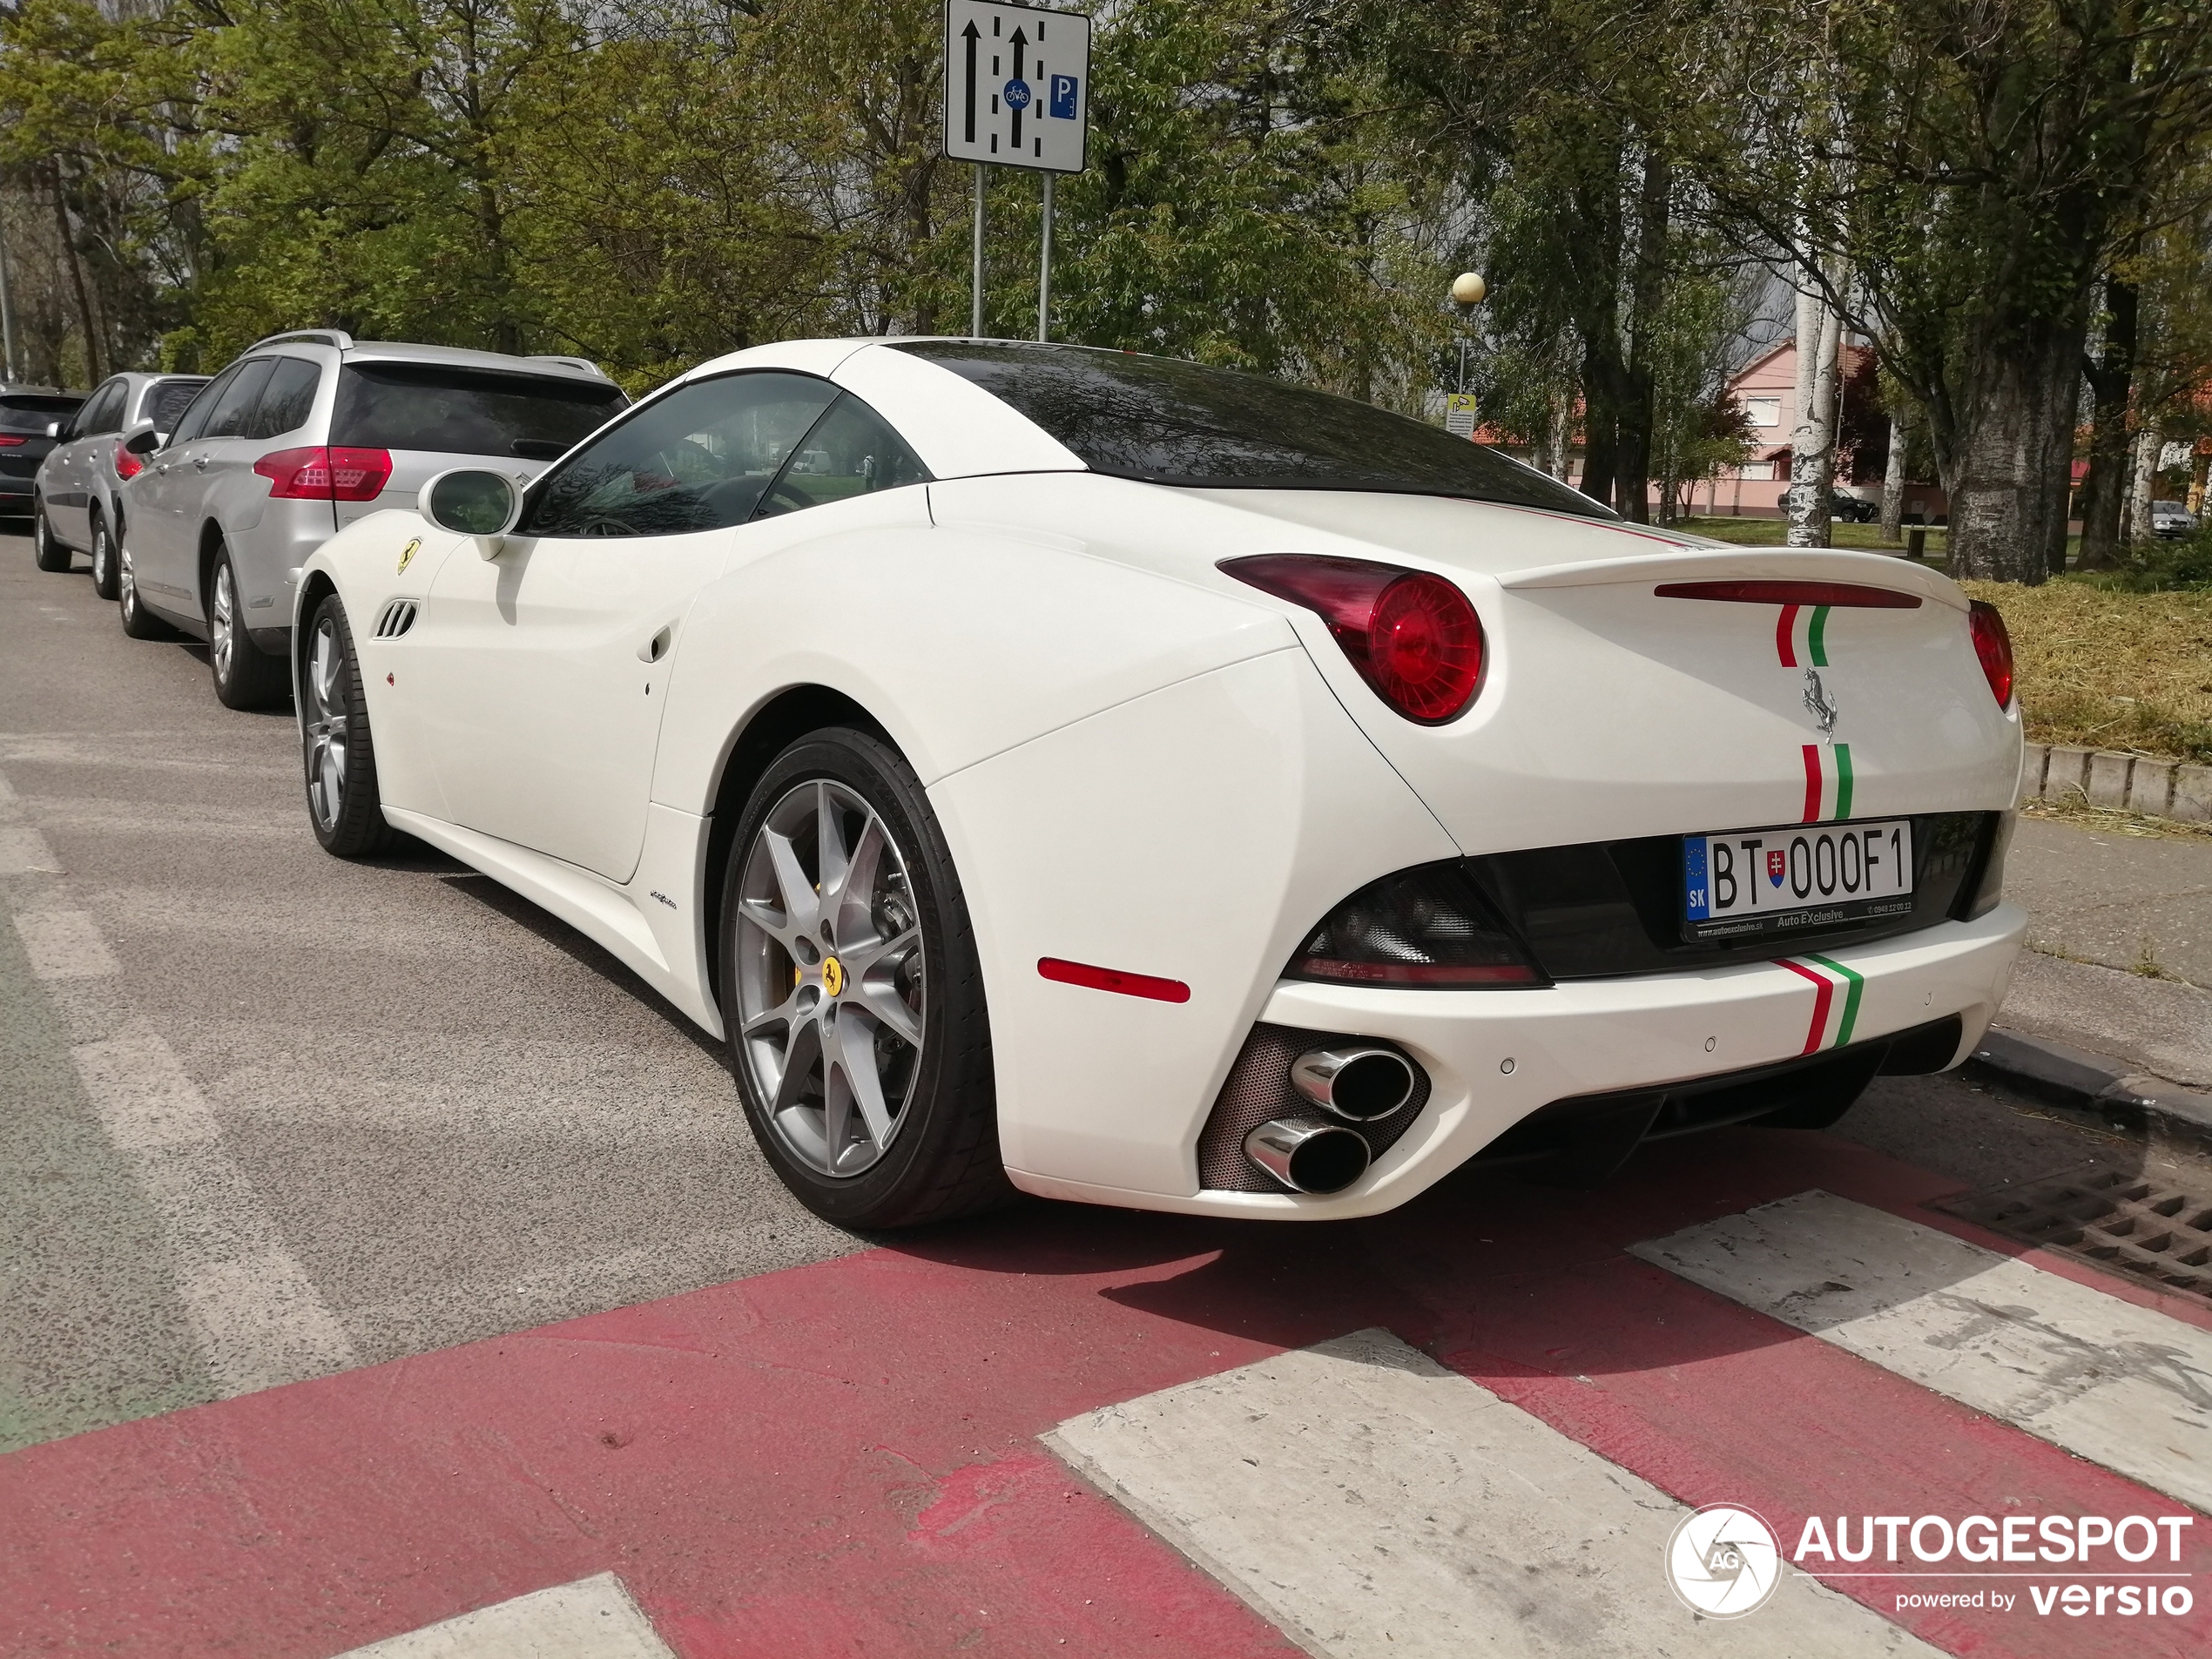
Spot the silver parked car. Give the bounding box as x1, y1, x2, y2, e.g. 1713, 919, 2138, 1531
118, 330, 627, 708
2150, 500, 2199, 539
30, 372, 211, 596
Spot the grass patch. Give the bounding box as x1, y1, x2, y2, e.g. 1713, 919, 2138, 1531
1960, 581, 2212, 765
1673, 516, 1952, 556
2020, 796, 2212, 842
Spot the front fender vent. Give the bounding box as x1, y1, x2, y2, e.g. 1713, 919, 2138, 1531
374, 598, 420, 638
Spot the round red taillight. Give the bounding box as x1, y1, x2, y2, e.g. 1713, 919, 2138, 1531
1368, 573, 1485, 722
1968, 599, 2013, 709
1217, 554, 1487, 724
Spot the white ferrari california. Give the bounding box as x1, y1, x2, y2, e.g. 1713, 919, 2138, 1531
291, 338, 2026, 1228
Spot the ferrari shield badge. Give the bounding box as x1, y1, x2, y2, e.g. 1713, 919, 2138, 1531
396, 536, 421, 576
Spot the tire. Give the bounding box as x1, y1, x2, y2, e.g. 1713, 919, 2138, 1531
207, 544, 291, 710
720, 727, 1006, 1230
31, 503, 71, 572
118, 536, 177, 639
300, 592, 396, 859
89, 510, 121, 601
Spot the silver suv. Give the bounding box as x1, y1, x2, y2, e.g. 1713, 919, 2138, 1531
31, 372, 211, 596
119, 331, 627, 708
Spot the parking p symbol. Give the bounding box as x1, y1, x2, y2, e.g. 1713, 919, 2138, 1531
1050, 74, 1079, 118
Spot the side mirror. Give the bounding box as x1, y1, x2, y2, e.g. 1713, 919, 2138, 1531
45, 421, 63, 440
122, 425, 162, 457
421, 467, 524, 558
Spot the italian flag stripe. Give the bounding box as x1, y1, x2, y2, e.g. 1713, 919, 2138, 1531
1798, 742, 1856, 822
1776, 958, 1836, 1054
1779, 955, 1863, 1051
1775, 604, 1834, 668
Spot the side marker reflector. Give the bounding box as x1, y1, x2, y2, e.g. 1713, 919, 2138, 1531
1038, 957, 1190, 1003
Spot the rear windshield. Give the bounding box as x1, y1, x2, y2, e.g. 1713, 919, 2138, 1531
0, 395, 83, 433
332, 364, 626, 459
893, 341, 1610, 516
145, 379, 210, 432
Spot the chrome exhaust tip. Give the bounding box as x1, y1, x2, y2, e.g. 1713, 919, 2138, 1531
1243, 1116, 1372, 1195
1291, 1045, 1419, 1123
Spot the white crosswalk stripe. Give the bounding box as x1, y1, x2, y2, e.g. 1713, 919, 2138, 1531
1629, 1190, 2212, 1514
1045, 1328, 1939, 1659
330, 1573, 675, 1658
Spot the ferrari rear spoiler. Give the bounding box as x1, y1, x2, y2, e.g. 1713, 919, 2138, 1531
1491, 546, 1963, 610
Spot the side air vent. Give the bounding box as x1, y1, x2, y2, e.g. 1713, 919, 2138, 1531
374, 598, 420, 639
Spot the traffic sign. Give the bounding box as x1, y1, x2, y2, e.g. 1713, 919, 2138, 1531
944, 2, 1090, 174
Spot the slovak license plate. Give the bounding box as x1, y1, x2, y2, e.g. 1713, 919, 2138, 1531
1682, 819, 1914, 941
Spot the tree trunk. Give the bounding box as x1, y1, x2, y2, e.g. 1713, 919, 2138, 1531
1944, 315, 2085, 583
1878, 413, 1907, 542
1613, 148, 1671, 524
2076, 279, 2136, 570
49, 163, 103, 384
1785, 272, 1841, 548
2127, 421, 2161, 547
1579, 334, 1623, 510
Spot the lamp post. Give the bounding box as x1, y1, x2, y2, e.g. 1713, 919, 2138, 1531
1446, 273, 1487, 438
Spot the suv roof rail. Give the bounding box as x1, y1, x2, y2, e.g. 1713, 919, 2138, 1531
245, 328, 354, 353
528, 354, 609, 377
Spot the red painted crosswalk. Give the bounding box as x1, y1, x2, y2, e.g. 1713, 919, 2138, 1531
3, 1128, 2204, 1656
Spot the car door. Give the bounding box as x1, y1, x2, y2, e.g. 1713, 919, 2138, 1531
51, 380, 120, 545
132, 364, 239, 610
406, 370, 872, 883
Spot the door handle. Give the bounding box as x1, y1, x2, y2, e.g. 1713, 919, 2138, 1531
638, 625, 672, 664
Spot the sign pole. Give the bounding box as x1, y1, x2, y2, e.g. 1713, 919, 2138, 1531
1036, 172, 1054, 342
970, 165, 987, 339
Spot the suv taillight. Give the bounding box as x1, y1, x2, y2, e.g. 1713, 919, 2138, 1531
254, 446, 392, 502
1968, 600, 2013, 708
113, 442, 144, 481
1221, 554, 1486, 723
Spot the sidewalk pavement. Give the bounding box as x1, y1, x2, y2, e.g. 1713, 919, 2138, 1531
1999, 816, 2212, 1090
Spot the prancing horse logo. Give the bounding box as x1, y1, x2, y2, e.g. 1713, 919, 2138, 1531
1803, 668, 1838, 742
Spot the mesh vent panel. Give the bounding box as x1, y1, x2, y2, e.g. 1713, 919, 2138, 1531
1197, 1023, 1430, 1194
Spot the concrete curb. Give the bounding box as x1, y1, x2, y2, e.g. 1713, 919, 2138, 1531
1968, 1028, 2212, 1158
2020, 741, 2212, 822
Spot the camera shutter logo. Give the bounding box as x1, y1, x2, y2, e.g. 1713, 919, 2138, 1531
1665, 1503, 1782, 1618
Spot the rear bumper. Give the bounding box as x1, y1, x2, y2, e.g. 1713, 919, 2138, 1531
1005, 901, 2027, 1218
0, 476, 33, 502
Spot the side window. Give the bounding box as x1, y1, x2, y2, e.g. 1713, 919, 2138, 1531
250, 359, 322, 439
78, 381, 126, 437
750, 393, 930, 520
199, 359, 276, 440
519, 371, 841, 538
166, 365, 240, 446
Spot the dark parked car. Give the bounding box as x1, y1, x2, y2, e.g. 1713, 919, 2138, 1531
3, 388, 87, 526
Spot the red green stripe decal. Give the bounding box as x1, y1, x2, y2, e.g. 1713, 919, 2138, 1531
1798, 742, 1855, 822
1777, 604, 1800, 667
1776, 959, 1835, 1054
1775, 604, 1832, 668
1807, 605, 1831, 666
1780, 955, 1864, 1051
1806, 954, 1865, 1046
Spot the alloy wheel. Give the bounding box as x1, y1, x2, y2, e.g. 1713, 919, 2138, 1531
211, 561, 236, 681
303, 614, 349, 833
733, 779, 926, 1178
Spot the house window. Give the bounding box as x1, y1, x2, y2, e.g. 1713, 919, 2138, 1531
1743, 396, 1781, 428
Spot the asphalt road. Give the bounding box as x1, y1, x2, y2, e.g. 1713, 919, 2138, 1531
1, 524, 2198, 1459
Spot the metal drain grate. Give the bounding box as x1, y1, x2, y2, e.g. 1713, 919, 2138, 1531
1935, 1169, 2212, 1305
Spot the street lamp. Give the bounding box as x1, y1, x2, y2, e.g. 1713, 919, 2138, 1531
1447, 273, 1487, 437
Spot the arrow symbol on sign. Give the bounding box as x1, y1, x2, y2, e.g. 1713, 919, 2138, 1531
961, 19, 979, 145
1009, 25, 1027, 147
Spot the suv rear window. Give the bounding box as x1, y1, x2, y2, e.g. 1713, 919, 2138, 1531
894, 341, 1609, 517
0, 395, 83, 433
332, 364, 625, 459
145, 378, 211, 433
